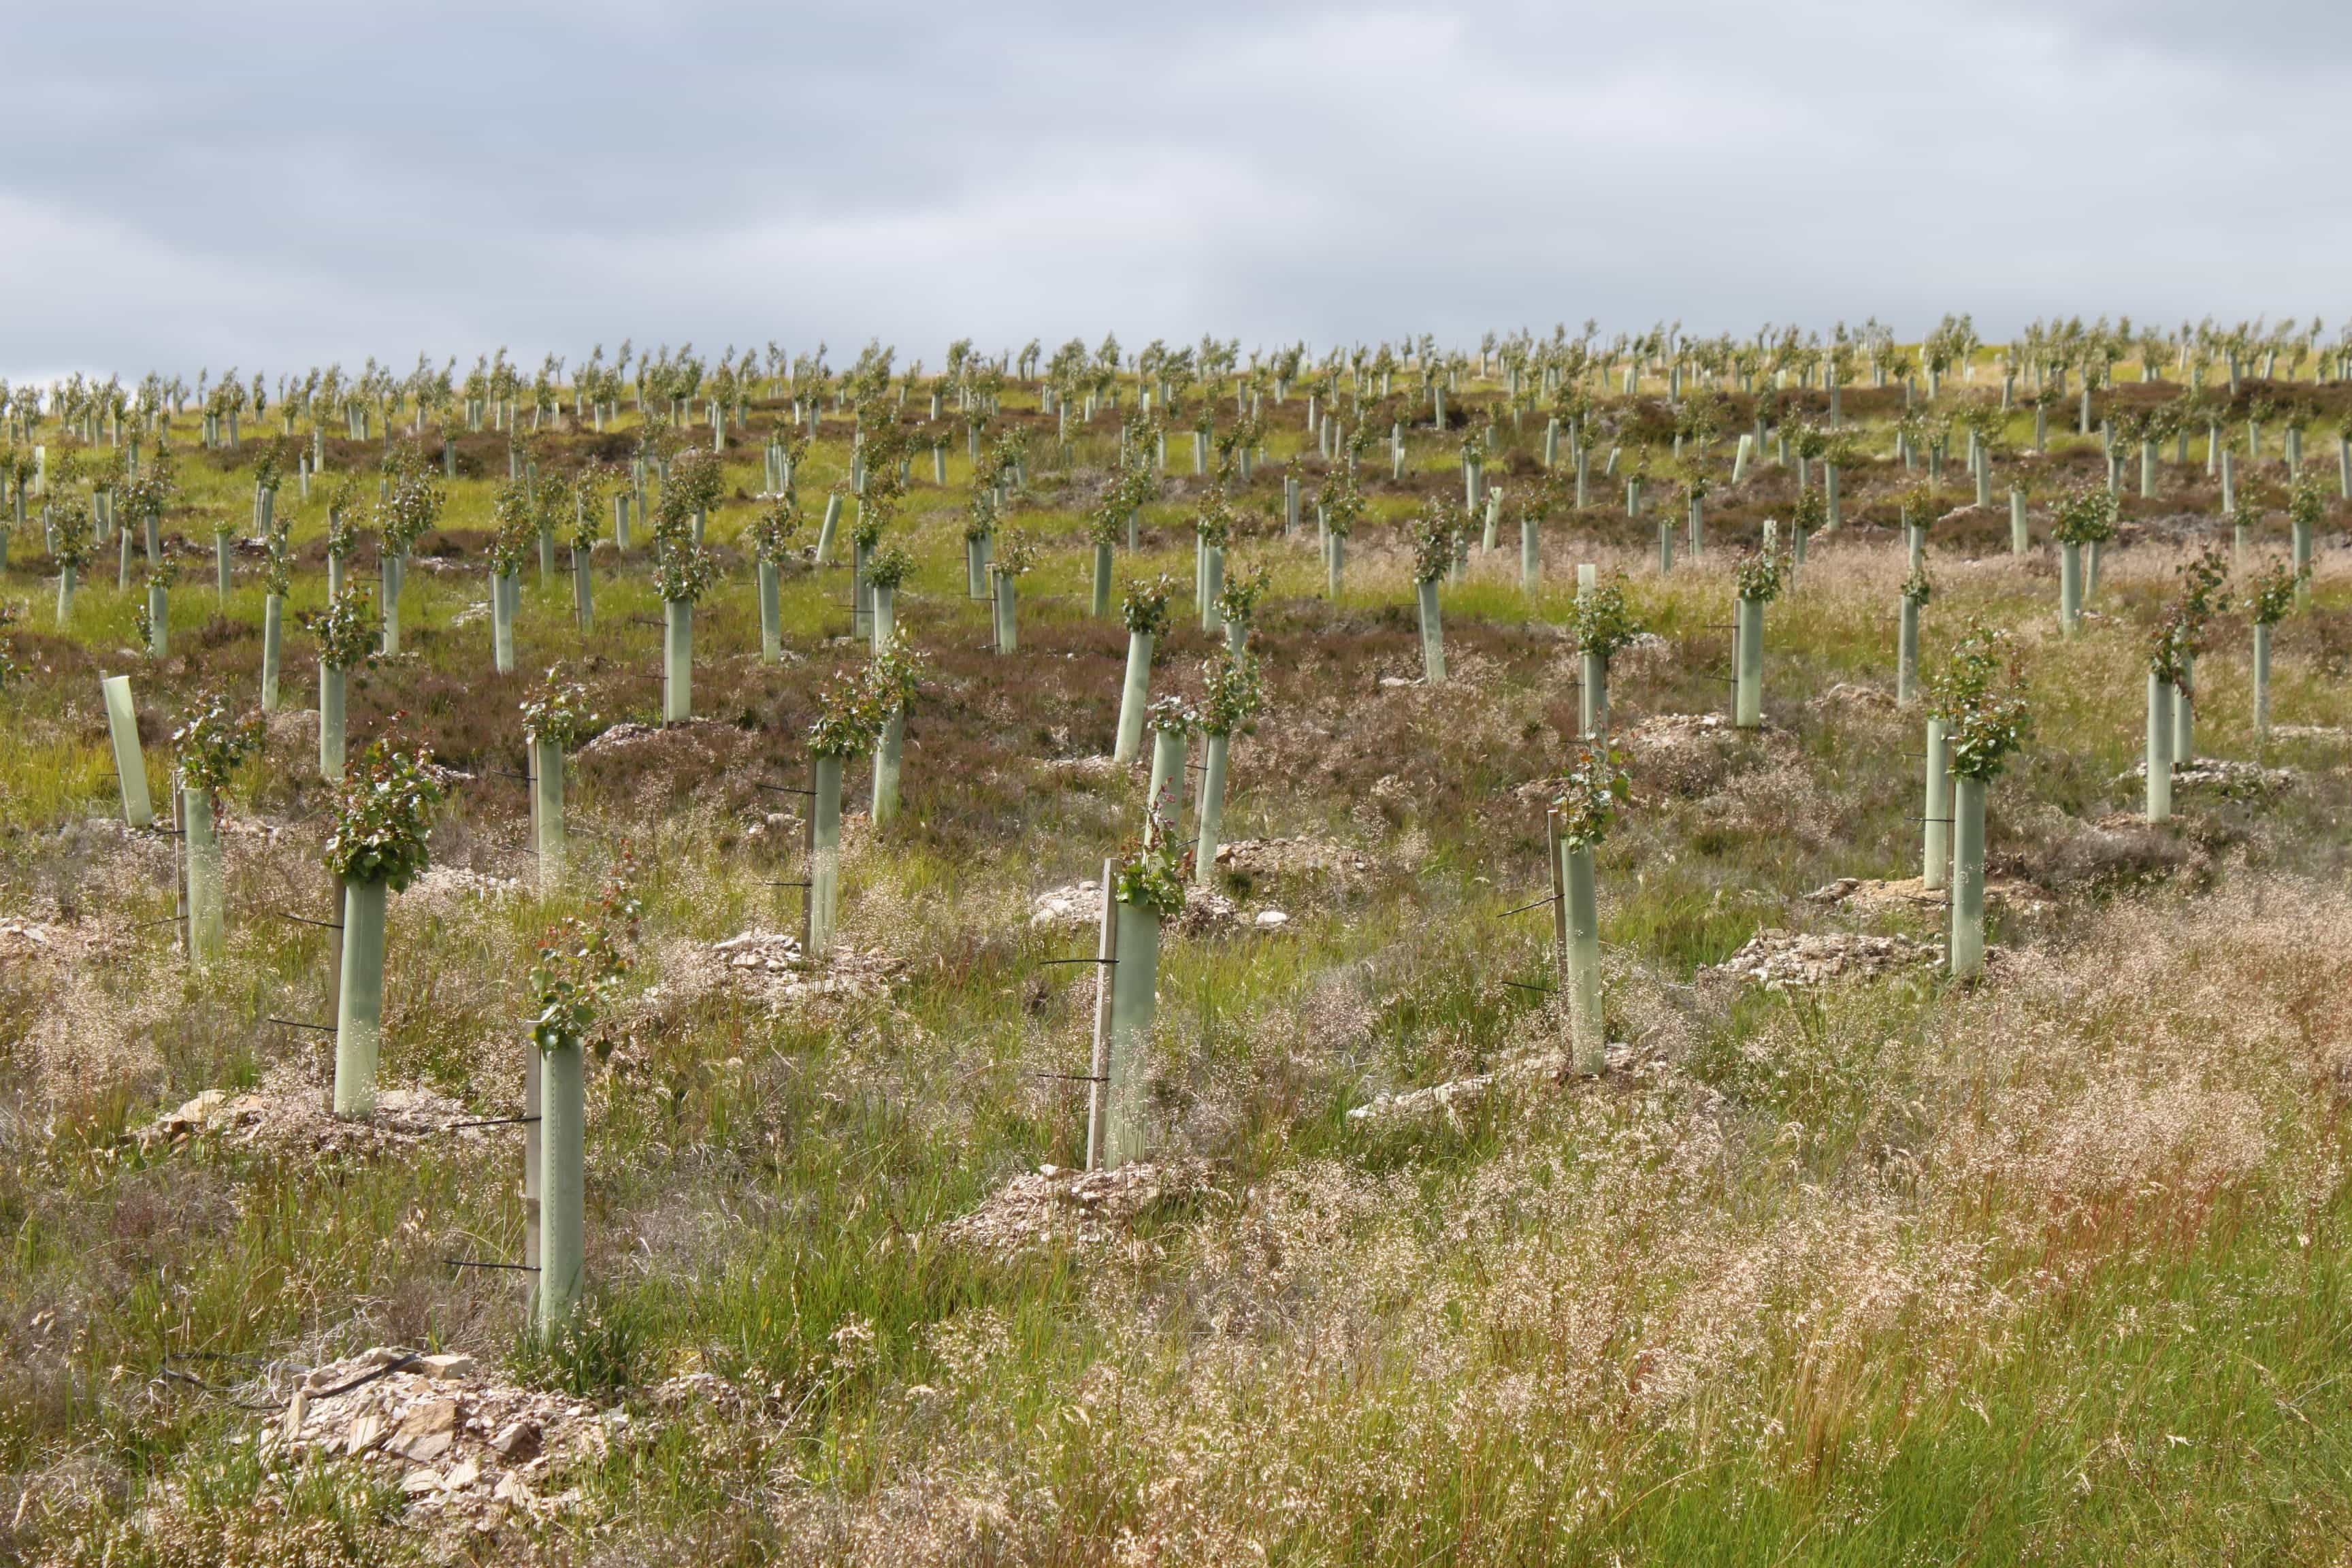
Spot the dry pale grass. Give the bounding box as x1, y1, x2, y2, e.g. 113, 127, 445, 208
750, 874, 2352, 1564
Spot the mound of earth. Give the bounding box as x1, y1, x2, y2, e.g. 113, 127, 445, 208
1803, 875, 2049, 915
1028, 881, 1100, 928
135, 1085, 479, 1156
938, 1160, 1218, 1254
1809, 682, 1897, 711
1622, 712, 1791, 796
709, 930, 900, 1006
1038, 755, 1118, 778
574, 717, 742, 758
409, 864, 525, 902
1213, 836, 1373, 882
1030, 882, 1288, 935
1710, 929, 1942, 991
0, 915, 114, 966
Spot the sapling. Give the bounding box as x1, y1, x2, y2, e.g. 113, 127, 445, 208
847, 505, 888, 640
569, 463, 619, 631
2245, 557, 2301, 741
520, 670, 597, 890
1548, 742, 1629, 1073
1682, 464, 1710, 559
1088, 822, 1186, 1170
1570, 578, 1643, 740
488, 479, 532, 675
963, 489, 997, 600
865, 542, 914, 654
1114, 576, 1172, 763
1897, 566, 1931, 707
1320, 476, 1362, 598
1144, 696, 1196, 843
529, 871, 640, 1330
1194, 496, 1232, 631
650, 511, 715, 723
868, 634, 928, 826
309, 585, 378, 780
210, 515, 234, 599
136, 558, 180, 661
1897, 483, 1936, 573
1936, 623, 2029, 977
121, 449, 174, 568
2050, 483, 2117, 635
1194, 653, 1262, 879
749, 493, 799, 662
2227, 493, 2261, 568
1731, 547, 1784, 728
49, 498, 92, 626
172, 690, 261, 965
1518, 476, 1558, 591
374, 463, 443, 657
242, 521, 287, 713
664, 446, 725, 548
1791, 485, 1825, 573
1411, 506, 1464, 684
987, 530, 1034, 654
1213, 560, 1269, 656
324, 742, 444, 1117
2288, 471, 2325, 604
805, 674, 884, 958
1085, 480, 1126, 617
324, 487, 357, 598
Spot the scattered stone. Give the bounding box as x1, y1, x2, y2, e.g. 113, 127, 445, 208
2120, 756, 2293, 792
1347, 1044, 1654, 1128
2270, 725, 2348, 742
714, 929, 806, 970
938, 1160, 1218, 1255
1709, 929, 1942, 991
1253, 909, 1290, 929
1348, 1069, 1499, 1126
1029, 881, 1100, 929
246, 1344, 760, 1538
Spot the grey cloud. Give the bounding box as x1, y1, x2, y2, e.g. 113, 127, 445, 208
3, 0, 2347, 380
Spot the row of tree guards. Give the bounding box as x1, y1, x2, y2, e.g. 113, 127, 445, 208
70, 430, 2320, 1328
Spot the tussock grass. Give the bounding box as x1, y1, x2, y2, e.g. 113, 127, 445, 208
3, 380, 2351, 1563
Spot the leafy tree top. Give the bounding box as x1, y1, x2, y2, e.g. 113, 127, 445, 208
323, 741, 444, 889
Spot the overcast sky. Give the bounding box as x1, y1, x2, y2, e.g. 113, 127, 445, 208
3, 0, 2345, 382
